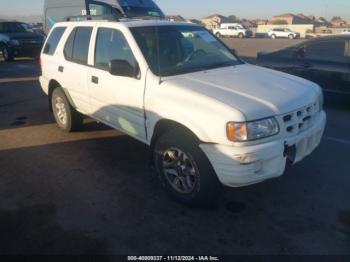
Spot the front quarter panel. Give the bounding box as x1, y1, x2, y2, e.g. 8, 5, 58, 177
145, 72, 245, 145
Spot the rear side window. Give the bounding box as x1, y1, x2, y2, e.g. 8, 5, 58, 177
305, 40, 346, 62
43, 27, 66, 55
64, 27, 93, 64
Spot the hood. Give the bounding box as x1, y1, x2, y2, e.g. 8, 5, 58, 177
7, 32, 44, 41
163, 64, 320, 120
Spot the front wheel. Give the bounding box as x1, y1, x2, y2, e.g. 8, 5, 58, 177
215, 32, 221, 38
271, 34, 277, 39
51, 88, 83, 132
288, 34, 294, 39
238, 33, 244, 38
153, 129, 221, 207
2, 47, 14, 61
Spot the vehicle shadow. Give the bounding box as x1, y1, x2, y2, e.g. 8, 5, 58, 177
0, 123, 347, 254
0, 57, 40, 78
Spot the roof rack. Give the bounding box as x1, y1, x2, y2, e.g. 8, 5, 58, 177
65, 15, 120, 22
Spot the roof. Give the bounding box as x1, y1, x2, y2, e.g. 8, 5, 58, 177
54, 19, 200, 28
306, 34, 350, 41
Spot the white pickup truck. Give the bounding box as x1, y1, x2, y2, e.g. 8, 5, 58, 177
213, 23, 253, 38
40, 19, 326, 206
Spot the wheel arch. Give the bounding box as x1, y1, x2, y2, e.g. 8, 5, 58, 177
48, 79, 76, 111
150, 119, 202, 158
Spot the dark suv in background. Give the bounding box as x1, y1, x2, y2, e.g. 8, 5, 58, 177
0, 20, 44, 61
257, 35, 350, 97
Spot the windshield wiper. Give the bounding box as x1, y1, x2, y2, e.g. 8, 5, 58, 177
161, 61, 239, 77
202, 61, 237, 70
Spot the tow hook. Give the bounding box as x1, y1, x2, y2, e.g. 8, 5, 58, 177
284, 144, 296, 167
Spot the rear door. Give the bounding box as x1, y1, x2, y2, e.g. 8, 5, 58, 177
59, 26, 93, 114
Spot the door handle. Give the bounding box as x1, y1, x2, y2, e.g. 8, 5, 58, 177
58, 66, 64, 72
91, 76, 99, 84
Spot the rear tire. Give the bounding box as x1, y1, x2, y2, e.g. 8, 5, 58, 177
153, 129, 221, 207
51, 88, 83, 132
238, 33, 244, 38
2, 47, 14, 61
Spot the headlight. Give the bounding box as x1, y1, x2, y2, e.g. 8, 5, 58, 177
9, 39, 20, 46
227, 117, 279, 142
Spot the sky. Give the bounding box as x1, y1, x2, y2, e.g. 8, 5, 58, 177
0, 0, 349, 20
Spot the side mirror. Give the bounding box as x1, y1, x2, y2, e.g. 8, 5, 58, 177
109, 59, 139, 78
231, 48, 238, 56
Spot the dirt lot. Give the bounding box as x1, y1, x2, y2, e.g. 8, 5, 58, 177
0, 39, 349, 256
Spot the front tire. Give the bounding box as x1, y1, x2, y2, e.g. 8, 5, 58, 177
271, 34, 276, 39
215, 32, 221, 38
51, 88, 83, 132
238, 33, 244, 38
2, 47, 14, 61
153, 129, 220, 207
288, 34, 294, 39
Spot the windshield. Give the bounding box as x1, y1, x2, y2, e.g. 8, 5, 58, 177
121, 5, 164, 18
0, 22, 29, 33
131, 25, 242, 77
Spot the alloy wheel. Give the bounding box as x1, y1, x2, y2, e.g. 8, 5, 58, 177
162, 148, 198, 194
55, 96, 67, 125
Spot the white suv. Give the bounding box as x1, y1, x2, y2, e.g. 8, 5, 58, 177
268, 28, 300, 39
40, 19, 326, 206
342, 29, 350, 35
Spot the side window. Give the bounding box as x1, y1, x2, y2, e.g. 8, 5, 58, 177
64, 27, 93, 64
89, 3, 113, 16
43, 27, 66, 55
305, 40, 346, 62
94, 28, 137, 70
0, 23, 10, 33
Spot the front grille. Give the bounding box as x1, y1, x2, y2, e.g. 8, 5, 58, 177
282, 103, 318, 135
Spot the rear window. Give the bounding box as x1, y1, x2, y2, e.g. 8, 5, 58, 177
43, 27, 66, 55
64, 27, 93, 64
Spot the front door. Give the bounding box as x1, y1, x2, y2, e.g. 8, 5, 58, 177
88, 27, 147, 141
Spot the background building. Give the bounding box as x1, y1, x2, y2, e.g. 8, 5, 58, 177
201, 14, 229, 30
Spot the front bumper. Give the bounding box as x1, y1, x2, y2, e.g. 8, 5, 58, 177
200, 111, 326, 187
10, 44, 43, 57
